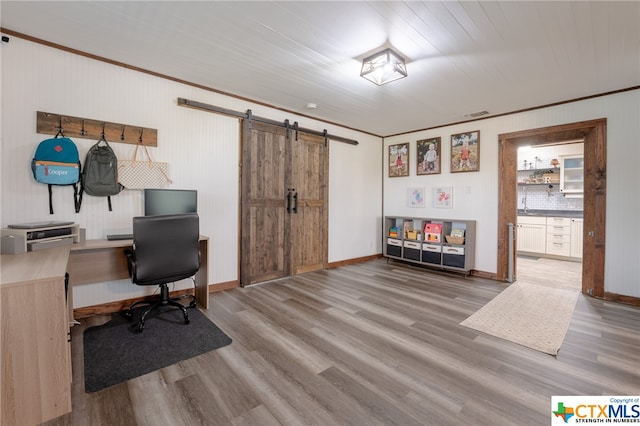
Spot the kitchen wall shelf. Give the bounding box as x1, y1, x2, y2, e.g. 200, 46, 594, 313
517, 168, 558, 173
517, 183, 555, 186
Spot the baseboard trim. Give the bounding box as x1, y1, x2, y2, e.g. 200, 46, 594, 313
73, 258, 639, 318
73, 289, 196, 319
208, 280, 239, 292
470, 269, 497, 280
327, 254, 382, 269
73, 281, 240, 319
601, 292, 640, 307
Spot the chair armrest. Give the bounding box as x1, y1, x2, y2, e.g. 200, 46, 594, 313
124, 248, 135, 280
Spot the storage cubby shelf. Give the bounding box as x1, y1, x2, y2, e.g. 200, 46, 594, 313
384, 216, 476, 274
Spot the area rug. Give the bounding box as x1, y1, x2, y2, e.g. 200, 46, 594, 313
83, 307, 232, 392
460, 282, 579, 355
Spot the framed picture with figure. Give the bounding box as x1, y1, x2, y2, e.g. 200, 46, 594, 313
417, 137, 441, 175
388, 142, 409, 177
451, 131, 480, 172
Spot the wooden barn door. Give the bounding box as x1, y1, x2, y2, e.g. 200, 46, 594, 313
288, 130, 328, 275
240, 120, 328, 286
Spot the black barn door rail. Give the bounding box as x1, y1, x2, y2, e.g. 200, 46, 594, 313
177, 97, 359, 146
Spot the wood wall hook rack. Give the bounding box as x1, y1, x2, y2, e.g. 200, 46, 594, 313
36, 111, 158, 147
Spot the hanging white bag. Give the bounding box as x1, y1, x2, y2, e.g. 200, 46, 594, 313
118, 143, 172, 190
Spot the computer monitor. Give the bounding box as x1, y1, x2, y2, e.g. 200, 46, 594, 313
144, 189, 197, 216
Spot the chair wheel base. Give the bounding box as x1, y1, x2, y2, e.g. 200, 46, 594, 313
125, 283, 195, 332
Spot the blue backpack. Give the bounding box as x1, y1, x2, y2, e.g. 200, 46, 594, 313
31, 135, 81, 214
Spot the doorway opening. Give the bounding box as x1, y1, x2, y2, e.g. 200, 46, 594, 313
515, 142, 584, 291
497, 119, 607, 297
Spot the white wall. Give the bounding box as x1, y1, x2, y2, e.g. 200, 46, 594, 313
329, 139, 383, 261
384, 89, 640, 298
0, 37, 383, 308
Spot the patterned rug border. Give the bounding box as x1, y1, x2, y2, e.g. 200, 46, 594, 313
460, 282, 580, 355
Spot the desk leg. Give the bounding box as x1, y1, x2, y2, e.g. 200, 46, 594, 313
195, 239, 209, 309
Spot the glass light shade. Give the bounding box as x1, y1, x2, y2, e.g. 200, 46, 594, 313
360, 48, 408, 86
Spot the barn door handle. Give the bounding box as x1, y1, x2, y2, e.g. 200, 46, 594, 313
293, 190, 298, 213
286, 189, 293, 213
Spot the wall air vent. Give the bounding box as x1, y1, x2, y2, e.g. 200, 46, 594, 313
464, 110, 489, 118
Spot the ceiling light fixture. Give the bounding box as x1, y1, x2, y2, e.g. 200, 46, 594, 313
360, 48, 407, 86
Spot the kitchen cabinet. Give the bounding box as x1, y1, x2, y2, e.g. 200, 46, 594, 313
559, 154, 584, 195
546, 217, 571, 256
516, 216, 546, 254
570, 218, 583, 258
517, 215, 582, 259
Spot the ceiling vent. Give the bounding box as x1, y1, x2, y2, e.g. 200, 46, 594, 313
464, 110, 489, 118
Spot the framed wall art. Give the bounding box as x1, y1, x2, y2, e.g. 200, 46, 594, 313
451, 131, 480, 172
417, 137, 441, 175
388, 142, 409, 177
433, 186, 453, 208
407, 187, 425, 208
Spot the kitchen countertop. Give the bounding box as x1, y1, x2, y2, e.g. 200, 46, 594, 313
517, 209, 583, 218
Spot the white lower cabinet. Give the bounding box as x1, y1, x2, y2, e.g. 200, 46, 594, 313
570, 218, 583, 258
517, 215, 582, 259
546, 217, 571, 256
516, 216, 546, 254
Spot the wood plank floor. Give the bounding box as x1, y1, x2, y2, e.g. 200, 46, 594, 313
516, 255, 582, 291
47, 258, 639, 426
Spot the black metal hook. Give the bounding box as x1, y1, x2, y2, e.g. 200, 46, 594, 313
80, 120, 86, 136
55, 116, 64, 137
120, 125, 126, 141
138, 127, 144, 144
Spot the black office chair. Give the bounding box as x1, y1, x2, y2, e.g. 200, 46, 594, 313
124, 213, 200, 332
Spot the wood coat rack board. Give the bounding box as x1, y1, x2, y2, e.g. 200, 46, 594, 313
36, 111, 158, 147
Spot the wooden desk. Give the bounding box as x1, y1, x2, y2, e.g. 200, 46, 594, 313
1, 247, 73, 426
68, 236, 210, 318
1, 236, 210, 425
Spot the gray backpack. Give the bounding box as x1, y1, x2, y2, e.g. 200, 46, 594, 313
80, 136, 123, 211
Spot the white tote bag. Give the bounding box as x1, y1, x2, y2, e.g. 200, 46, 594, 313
118, 144, 172, 190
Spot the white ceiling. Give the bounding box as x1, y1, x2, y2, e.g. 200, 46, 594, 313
2, 1, 639, 136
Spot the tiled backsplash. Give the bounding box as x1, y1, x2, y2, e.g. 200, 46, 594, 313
519, 185, 583, 211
